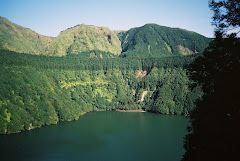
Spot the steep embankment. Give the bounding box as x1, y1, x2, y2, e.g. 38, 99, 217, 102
0, 50, 202, 134
0, 19, 208, 134
44, 24, 122, 57
0, 65, 134, 134
0, 16, 53, 55
134, 67, 203, 115
118, 24, 211, 57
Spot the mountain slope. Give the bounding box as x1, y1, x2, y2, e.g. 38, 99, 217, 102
0, 50, 201, 134
44, 24, 122, 57
0, 18, 211, 57
0, 16, 53, 54
118, 24, 211, 57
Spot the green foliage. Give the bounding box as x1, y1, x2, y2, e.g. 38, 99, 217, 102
4, 109, 11, 123
0, 49, 198, 71
183, 1, 240, 159
44, 24, 122, 57
119, 24, 211, 57
0, 16, 53, 55
1, 17, 210, 58
0, 18, 121, 57
0, 49, 203, 134
0, 19, 209, 134
182, 34, 240, 161
0, 62, 137, 134
134, 68, 202, 115
210, 0, 240, 34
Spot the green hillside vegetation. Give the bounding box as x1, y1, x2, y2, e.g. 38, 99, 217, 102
119, 24, 211, 57
182, 1, 240, 160
0, 16, 53, 55
0, 17, 210, 58
0, 50, 202, 134
0, 49, 197, 70
44, 24, 122, 57
136, 67, 203, 115
0, 18, 209, 134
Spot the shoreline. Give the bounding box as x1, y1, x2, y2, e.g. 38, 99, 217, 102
2, 109, 188, 135
115, 109, 146, 112
3, 111, 89, 135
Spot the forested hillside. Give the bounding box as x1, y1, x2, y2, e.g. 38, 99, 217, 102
44, 24, 122, 57
118, 24, 211, 57
0, 17, 53, 54
0, 17, 210, 58
0, 50, 202, 134
0, 18, 210, 134
182, 0, 240, 160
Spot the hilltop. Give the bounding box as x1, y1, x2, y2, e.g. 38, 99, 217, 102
118, 24, 211, 57
44, 24, 122, 57
0, 16, 54, 54
0, 17, 211, 57
0, 18, 206, 134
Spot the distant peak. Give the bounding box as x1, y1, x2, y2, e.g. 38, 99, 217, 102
144, 23, 159, 26
60, 23, 112, 33
0, 16, 10, 22
142, 23, 168, 28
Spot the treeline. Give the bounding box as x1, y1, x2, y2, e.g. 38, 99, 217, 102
182, 0, 240, 160
132, 68, 202, 115
0, 66, 136, 134
183, 35, 240, 160
0, 49, 198, 71
119, 24, 211, 57
0, 49, 202, 134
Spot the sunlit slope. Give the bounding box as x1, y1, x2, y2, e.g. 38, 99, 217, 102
118, 24, 211, 57
0, 18, 210, 58
0, 16, 53, 55
44, 24, 122, 57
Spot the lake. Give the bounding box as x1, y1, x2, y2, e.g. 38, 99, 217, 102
0, 111, 189, 161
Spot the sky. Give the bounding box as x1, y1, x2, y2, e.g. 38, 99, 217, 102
0, 0, 214, 37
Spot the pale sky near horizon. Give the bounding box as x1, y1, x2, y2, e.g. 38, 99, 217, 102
0, 0, 214, 37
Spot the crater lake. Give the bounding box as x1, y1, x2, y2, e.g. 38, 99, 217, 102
0, 111, 189, 161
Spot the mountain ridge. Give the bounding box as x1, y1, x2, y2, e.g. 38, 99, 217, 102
119, 23, 211, 57
0, 16, 54, 54
44, 24, 122, 57
0, 17, 211, 57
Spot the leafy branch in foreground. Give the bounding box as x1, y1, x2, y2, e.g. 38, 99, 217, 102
183, 0, 240, 160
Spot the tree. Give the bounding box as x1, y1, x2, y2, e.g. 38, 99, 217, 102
210, 0, 240, 35
182, 0, 240, 160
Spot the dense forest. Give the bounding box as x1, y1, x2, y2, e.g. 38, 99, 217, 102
0, 16, 211, 57
0, 16, 53, 54
182, 0, 240, 160
0, 17, 210, 135
1, 0, 239, 160
0, 49, 202, 134
119, 24, 211, 57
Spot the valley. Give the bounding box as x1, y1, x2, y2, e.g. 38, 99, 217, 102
0, 17, 207, 134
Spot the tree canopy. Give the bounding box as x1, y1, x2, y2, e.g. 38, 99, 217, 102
182, 0, 240, 160
0, 49, 201, 134
210, 0, 240, 35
